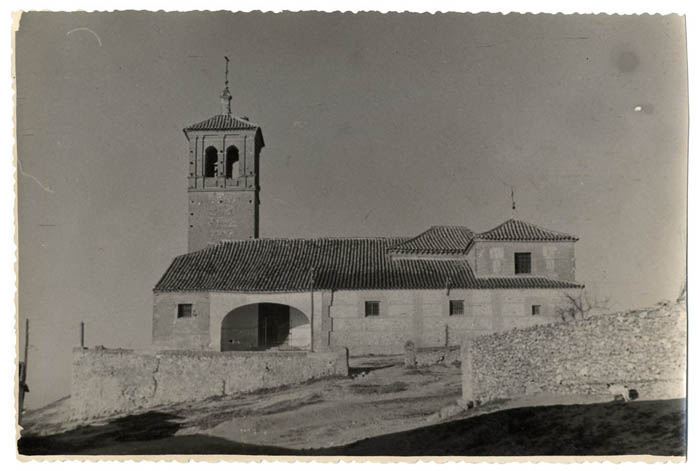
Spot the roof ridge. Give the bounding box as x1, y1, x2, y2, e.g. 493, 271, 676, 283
388, 225, 476, 253
510, 218, 574, 237
225, 113, 259, 127
184, 113, 260, 132
185, 236, 412, 253
428, 224, 475, 231
221, 236, 409, 241
476, 218, 577, 240
387, 227, 435, 250
476, 218, 512, 237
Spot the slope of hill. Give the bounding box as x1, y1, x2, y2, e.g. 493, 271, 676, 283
19, 398, 686, 456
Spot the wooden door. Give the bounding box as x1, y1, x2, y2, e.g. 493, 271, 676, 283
258, 303, 291, 348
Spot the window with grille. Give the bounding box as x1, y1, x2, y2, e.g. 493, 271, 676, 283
514, 252, 532, 274
177, 303, 193, 318
531, 305, 541, 316
365, 301, 380, 317
449, 300, 465, 316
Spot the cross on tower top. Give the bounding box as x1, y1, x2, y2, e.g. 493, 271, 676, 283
220, 56, 232, 116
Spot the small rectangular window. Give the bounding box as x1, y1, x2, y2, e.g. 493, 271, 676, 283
515, 252, 532, 274
449, 300, 465, 316
177, 303, 193, 318
365, 301, 380, 317
531, 305, 541, 316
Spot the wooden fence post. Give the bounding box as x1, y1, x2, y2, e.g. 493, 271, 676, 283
18, 319, 29, 425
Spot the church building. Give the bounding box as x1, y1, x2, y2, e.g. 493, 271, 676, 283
152, 70, 584, 356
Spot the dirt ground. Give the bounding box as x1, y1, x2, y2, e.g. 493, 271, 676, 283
18, 355, 687, 456
21, 355, 463, 449
318, 398, 687, 456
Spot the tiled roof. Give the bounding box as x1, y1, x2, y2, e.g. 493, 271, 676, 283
184, 114, 259, 132
154, 238, 583, 292
388, 226, 475, 254
476, 219, 578, 242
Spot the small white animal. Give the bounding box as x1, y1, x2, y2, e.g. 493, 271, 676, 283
607, 383, 630, 402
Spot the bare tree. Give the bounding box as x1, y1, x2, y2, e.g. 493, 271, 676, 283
557, 290, 610, 321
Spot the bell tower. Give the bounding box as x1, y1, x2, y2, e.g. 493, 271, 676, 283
183, 57, 265, 252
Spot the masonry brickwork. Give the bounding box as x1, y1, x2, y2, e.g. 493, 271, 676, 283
152, 291, 211, 350
188, 191, 258, 252
468, 241, 576, 281
151, 287, 579, 356
327, 288, 578, 355
461, 302, 687, 404
184, 125, 263, 252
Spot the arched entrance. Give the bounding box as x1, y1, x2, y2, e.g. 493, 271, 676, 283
220, 303, 310, 351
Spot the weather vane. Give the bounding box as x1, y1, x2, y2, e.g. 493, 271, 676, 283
220, 56, 232, 115
224, 56, 230, 87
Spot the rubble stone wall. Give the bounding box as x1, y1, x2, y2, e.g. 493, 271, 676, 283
462, 303, 687, 403
71, 347, 348, 420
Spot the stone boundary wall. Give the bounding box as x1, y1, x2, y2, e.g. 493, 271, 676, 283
71, 347, 349, 420
404, 342, 461, 368
462, 302, 686, 404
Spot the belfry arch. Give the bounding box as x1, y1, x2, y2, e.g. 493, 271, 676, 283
220, 303, 310, 352
225, 145, 240, 178
204, 146, 218, 177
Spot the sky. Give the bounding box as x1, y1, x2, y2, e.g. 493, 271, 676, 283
16, 12, 687, 408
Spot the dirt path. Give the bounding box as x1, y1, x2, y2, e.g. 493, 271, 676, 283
176, 355, 463, 449
22, 355, 463, 450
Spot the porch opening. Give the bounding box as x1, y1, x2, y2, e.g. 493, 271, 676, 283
220, 303, 310, 351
